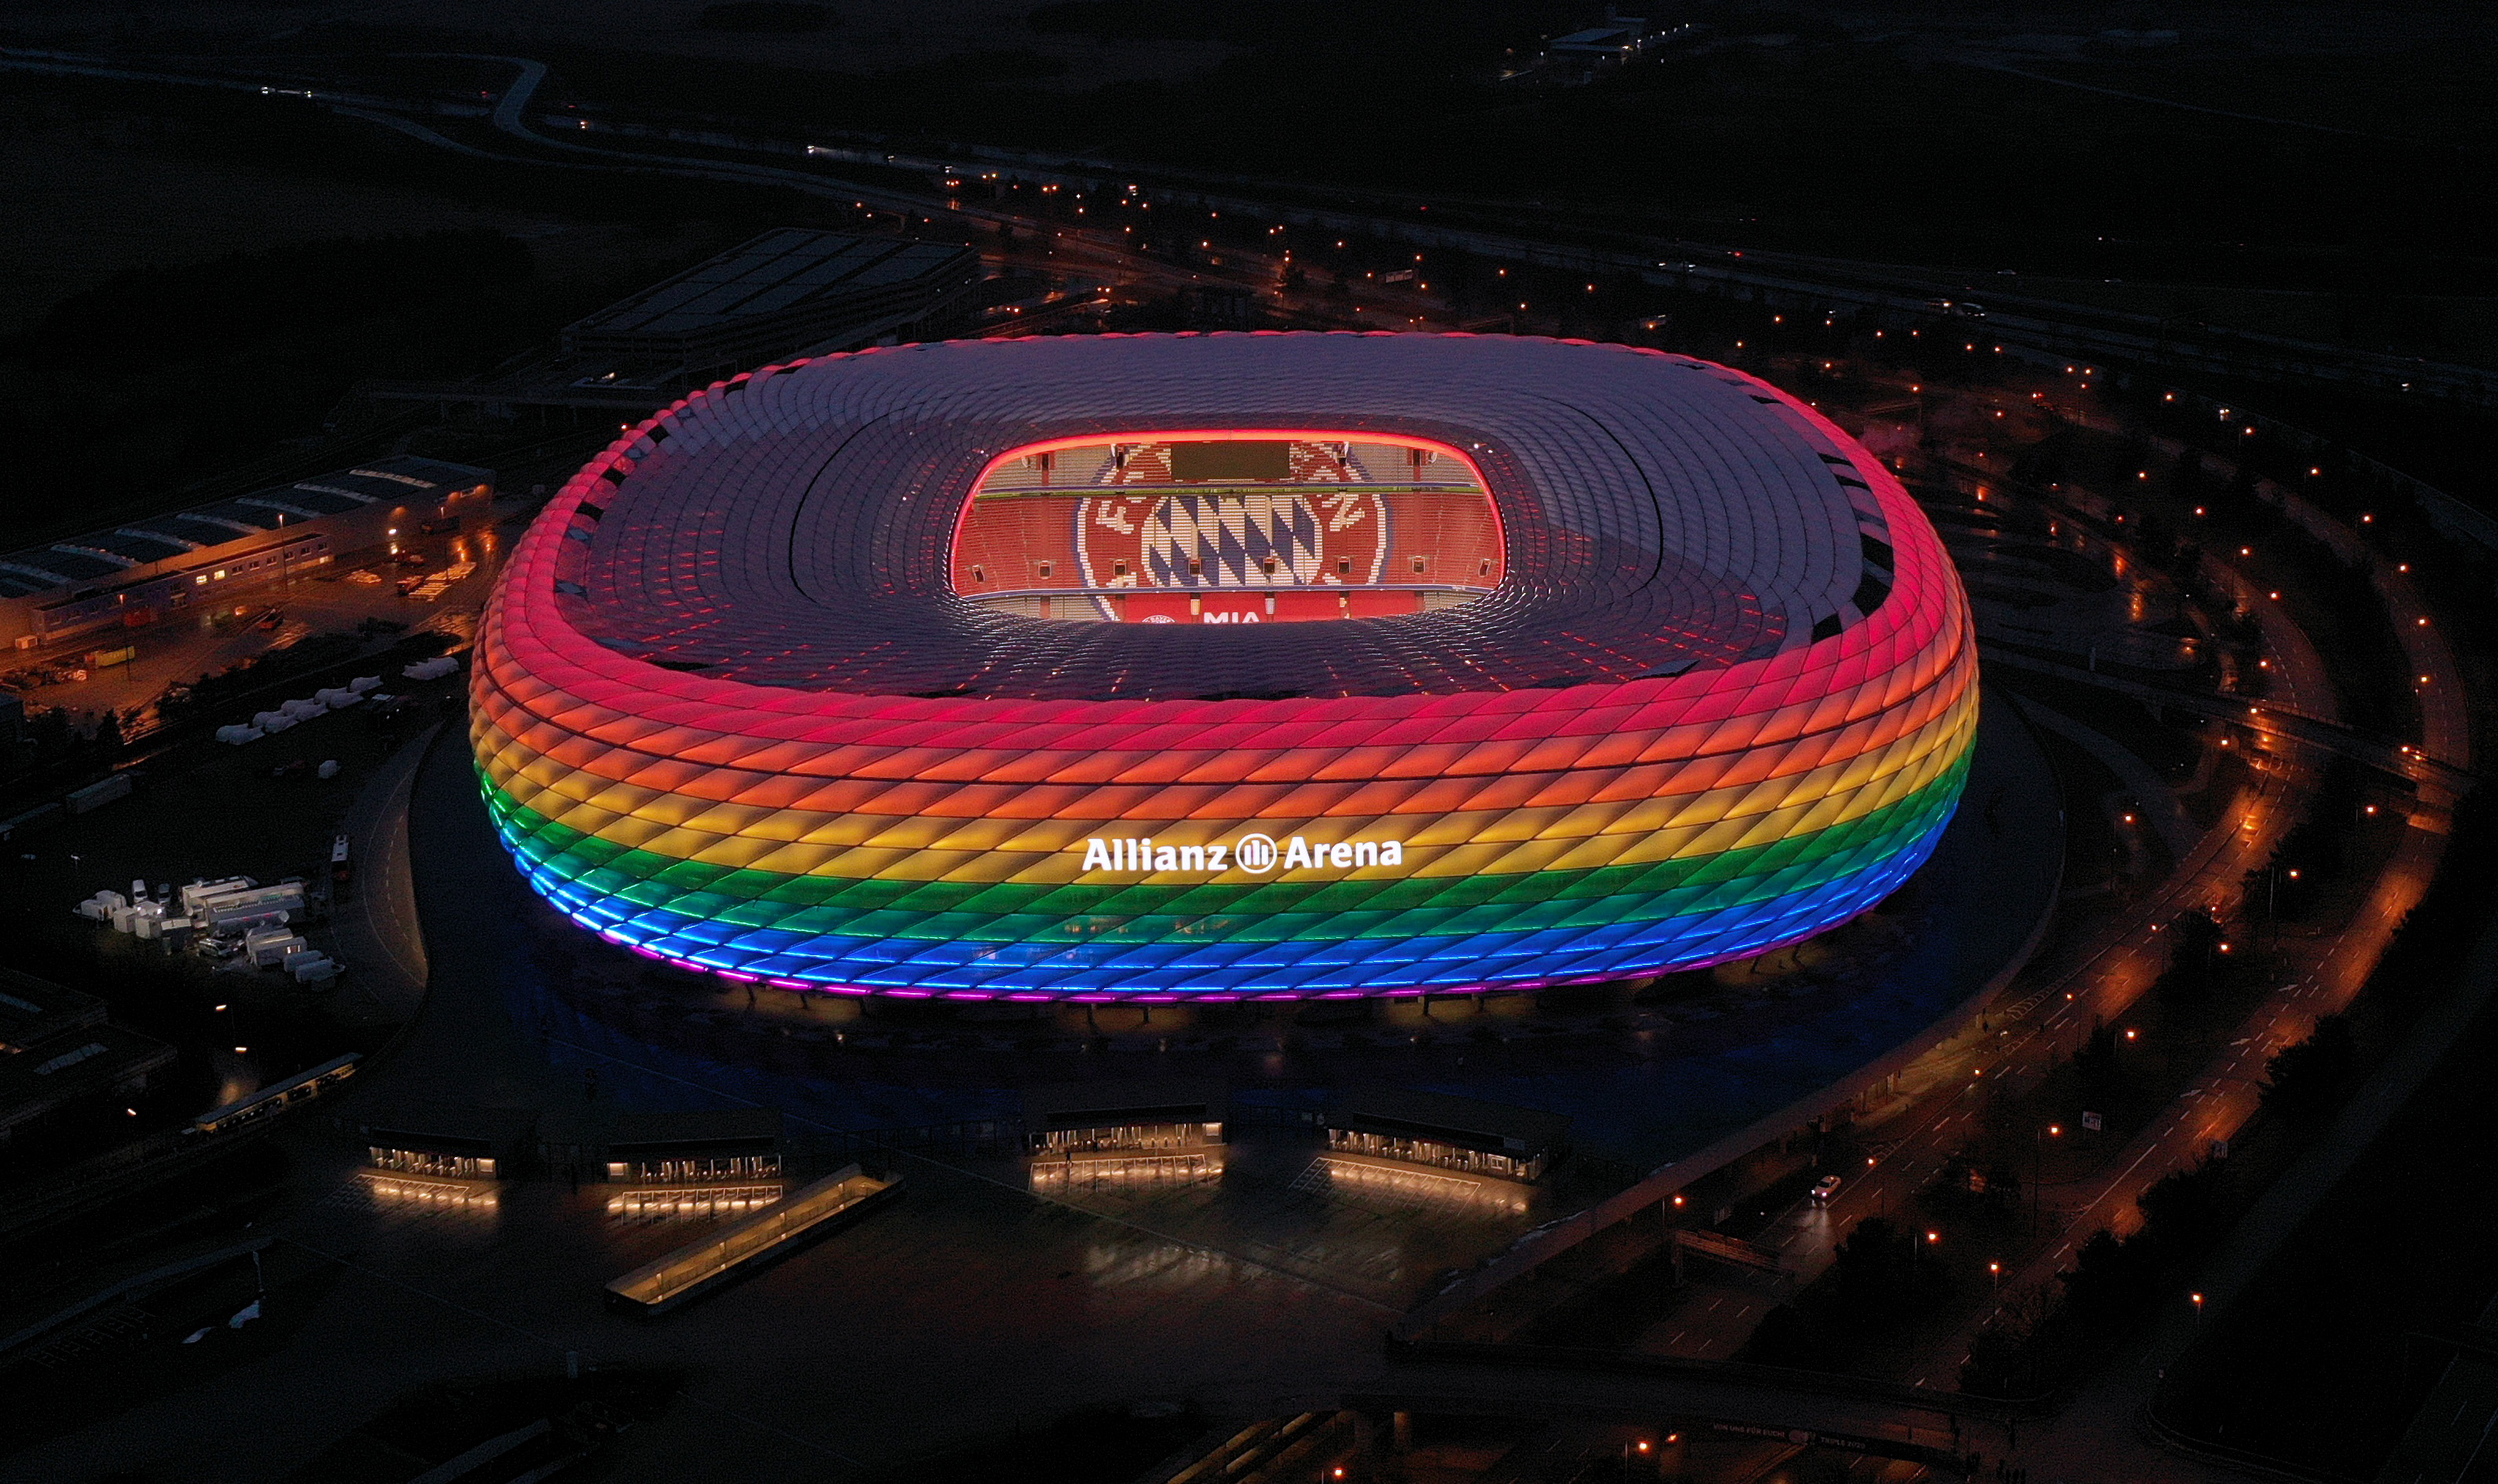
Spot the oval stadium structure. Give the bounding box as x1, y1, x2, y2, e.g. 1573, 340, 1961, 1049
471, 332, 1977, 1000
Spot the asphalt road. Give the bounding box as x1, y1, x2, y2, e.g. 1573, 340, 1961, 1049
0, 730, 1408, 1484
1634, 426, 2441, 1381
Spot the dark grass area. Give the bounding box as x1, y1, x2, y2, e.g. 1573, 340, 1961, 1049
0, 71, 850, 540
3, 679, 460, 908
2019, 724, 2159, 889
0, 1138, 292, 1301
276, 1368, 686, 1484
0, 1243, 343, 1458
0, 222, 607, 545
2151, 815, 2498, 1476
1998, 672, 2209, 791
251, 17, 2498, 295
0, 672, 468, 1185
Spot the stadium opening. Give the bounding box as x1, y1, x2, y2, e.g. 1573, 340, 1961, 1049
473, 332, 1977, 1000
952, 434, 1503, 624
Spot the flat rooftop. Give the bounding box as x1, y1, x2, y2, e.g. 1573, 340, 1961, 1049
1023, 1076, 1226, 1130
0, 970, 177, 1138
538, 1106, 783, 1152
0, 968, 107, 1046
1332, 1088, 1572, 1156
563, 229, 977, 347
0, 455, 492, 600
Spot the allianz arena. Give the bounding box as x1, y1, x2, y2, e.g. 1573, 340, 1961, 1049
471, 332, 1977, 1000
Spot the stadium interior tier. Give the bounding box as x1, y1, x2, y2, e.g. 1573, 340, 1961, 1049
952, 434, 1504, 625
475, 332, 1978, 999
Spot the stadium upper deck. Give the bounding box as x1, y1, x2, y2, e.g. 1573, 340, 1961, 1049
541, 333, 1898, 699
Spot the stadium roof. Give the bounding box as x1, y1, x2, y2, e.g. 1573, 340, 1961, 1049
479, 333, 1975, 997
560, 229, 980, 370
552, 332, 1901, 701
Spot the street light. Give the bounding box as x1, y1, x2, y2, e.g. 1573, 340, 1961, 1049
2034, 1124, 2062, 1226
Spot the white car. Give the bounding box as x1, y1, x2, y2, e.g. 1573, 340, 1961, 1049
1810, 1175, 1843, 1204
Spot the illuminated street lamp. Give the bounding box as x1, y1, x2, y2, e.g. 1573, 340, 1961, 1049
2034, 1123, 2063, 1226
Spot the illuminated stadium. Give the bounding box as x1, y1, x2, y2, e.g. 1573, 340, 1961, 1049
471, 332, 1976, 1000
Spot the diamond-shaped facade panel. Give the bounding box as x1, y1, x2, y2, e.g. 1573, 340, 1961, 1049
473, 333, 1976, 999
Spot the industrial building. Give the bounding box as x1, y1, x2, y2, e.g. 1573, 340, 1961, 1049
1024, 1079, 1229, 1186
1326, 1088, 1570, 1184
535, 1107, 784, 1187
0, 969, 177, 1145
369, 229, 985, 418
562, 229, 983, 381
473, 332, 1975, 998
1022, 1078, 1227, 1156
0, 455, 493, 650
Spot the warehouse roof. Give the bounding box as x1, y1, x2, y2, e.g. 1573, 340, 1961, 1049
0, 456, 490, 599
565, 229, 976, 344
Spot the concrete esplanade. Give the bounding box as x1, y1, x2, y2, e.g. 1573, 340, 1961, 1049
471, 332, 1977, 999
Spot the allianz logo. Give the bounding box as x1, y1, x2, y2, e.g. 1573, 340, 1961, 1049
1079, 833, 1407, 876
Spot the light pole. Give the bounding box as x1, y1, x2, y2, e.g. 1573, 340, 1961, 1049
2034, 1123, 2061, 1228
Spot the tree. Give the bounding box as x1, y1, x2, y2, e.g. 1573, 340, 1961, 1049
2073, 1018, 2122, 1091
2155, 911, 2231, 1002
2058, 1228, 2152, 1335
2134, 1160, 2227, 1259
1961, 1318, 2045, 1398
1737, 1301, 1838, 1369
2262, 1014, 2357, 1123
1832, 1216, 1935, 1318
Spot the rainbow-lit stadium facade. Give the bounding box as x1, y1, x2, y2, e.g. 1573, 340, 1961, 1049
472, 332, 1976, 1000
